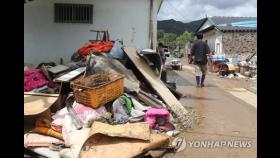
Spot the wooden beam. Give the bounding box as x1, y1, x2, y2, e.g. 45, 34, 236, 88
124, 47, 196, 128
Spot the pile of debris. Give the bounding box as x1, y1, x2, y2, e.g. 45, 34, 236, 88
24, 39, 197, 158
237, 53, 257, 78
208, 53, 257, 79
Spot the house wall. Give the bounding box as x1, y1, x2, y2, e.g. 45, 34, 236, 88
24, 0, 154, 66
222, 31, 257, 60
202, 29, 222, 53
215, 35, 223, 54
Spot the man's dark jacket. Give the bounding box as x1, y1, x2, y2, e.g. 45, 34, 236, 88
191, 40, 210, 65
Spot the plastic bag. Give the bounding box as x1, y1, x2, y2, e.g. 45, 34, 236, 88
107, 40, 125, 59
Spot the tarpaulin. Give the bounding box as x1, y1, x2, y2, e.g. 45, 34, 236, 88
78, 41, 114, 55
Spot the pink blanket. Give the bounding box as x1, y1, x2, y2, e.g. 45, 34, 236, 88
24, 69, 49, 92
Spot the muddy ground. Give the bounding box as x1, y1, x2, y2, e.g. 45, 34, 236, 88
163, 58, 257, 158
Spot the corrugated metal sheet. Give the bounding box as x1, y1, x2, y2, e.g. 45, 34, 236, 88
210, 16, 256, 25
217, 26, 257, 32
231, 20, 257, 27
198, 17, 257, 33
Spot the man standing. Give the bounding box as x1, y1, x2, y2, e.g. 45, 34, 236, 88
187, 40, 194, 64
191, 34, 210, 87
158, 42, 166, 65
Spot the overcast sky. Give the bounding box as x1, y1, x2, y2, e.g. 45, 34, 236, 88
158, 0, 257, 22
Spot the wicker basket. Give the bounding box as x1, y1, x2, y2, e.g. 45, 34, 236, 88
71, 71, 124, 108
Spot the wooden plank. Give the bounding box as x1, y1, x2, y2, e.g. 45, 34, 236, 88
54, 67, 86, 82
124, 47, 194, 128
124, 47, 180, 107
139, 90, 166, 107
24, 92, 59, 97
137, 93, 162, 108
48, 65, 69, 74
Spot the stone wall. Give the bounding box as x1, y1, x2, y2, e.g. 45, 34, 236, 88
222, 31, 257, 61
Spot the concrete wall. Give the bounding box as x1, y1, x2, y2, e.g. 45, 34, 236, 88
24, 0, 152, 65
222, 31, 257, 60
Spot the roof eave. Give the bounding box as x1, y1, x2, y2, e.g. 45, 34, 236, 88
197, 25, 221, 33
194, 18, 208, 32
221, 29, 257, 32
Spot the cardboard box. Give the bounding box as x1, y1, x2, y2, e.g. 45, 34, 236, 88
240, 66, 249, 75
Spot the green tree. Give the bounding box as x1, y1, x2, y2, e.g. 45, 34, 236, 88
157, 32, 178, 50
176, 32, 193, 47
161, 33, 177, 50
157, 30, 165, 39
163, 33, 177, 44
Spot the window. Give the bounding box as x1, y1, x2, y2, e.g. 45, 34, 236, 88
54, 3, 93, 24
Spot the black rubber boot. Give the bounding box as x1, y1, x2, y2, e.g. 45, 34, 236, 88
201, 74, 206, 87
196, 76, 200, 87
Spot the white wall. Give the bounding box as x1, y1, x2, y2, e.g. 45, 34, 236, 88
202, 28, 224, 54
215, 35, 223, 54
24, 0, 151, 65
202, 29, 216, 51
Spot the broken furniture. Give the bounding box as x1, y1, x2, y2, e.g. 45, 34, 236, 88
89, 30, 110, 42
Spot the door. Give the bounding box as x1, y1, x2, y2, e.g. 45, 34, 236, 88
216, 43, 220, 54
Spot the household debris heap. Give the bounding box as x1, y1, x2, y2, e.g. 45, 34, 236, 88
24, 37, 197, 158
207, 53, 257, 79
